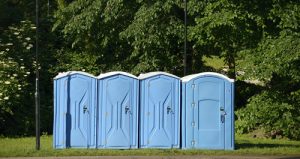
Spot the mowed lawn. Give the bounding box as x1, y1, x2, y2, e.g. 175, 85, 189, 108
0, 134, 300, 157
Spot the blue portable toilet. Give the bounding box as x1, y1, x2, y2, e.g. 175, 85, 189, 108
181, 72, 234, 150
53, 71, 97, 149
138, 72, 180, 148
97, 72, 138, 149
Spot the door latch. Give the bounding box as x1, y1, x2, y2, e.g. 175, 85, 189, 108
220, 107, 227, 123
83, 105, 88, 114
125, 106, 131, 114
167, 106, 173, 114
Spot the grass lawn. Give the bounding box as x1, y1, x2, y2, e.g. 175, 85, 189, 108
202, 55, 226, 70
0, 134, 300, 157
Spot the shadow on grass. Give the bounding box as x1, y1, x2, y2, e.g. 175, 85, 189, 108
236, 142, 300, 149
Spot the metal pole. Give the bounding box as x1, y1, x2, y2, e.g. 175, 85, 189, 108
47, 0, 50, 16
184, 0, 187, 76
35, 0, 40, 150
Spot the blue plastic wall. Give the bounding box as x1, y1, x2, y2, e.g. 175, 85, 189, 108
139, 73, 180, 148
181, 73, 234, 150
97, 73, 138, 149
53, 72, 97, 149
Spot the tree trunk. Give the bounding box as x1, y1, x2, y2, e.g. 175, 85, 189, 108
227, 53, 236, 79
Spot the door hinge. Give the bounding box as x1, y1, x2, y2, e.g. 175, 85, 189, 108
192, 84, 195, 89
191, 102, 195, 107
191, 140, 195, 146
191, 122, 195, 127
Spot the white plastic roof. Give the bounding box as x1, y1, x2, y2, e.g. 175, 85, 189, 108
54, 71, 96, 79
97, 71, 138, 79
181, 72, 234, 83
138, 71, 180, 79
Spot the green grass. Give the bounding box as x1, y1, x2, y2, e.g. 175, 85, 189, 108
203, 55, 226, 70
0, 134, 300, 157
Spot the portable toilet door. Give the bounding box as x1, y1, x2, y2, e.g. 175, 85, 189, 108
181, 72, 234, 150
97, 72, 138, 149
53, 71, 97, 149
139, 72, 180, 148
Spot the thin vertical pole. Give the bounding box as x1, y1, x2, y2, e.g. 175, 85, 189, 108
47, 0, 50, 16
184, 0, 187, 76
35, 0, 40, 150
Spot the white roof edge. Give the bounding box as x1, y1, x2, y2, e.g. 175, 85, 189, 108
181, 72, 234, 82
54, 71, 96, 79
97, 71, 138, 79
138, 71, 180, 79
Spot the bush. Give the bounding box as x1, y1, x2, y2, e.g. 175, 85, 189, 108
0, 21, 36, 135
236, 91, 300, 140
235, 80, 263, 110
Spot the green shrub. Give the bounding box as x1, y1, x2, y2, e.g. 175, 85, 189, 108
235, 80, 263, 110
236, 91, 300, 140
0, 21, 36, 135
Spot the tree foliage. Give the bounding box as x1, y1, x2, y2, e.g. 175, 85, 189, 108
0, 0, 299, 139
0, 21, 36, 135
190, 0, 263, 78
236, 0, 300, 139
120, 0, 185, 75
0, 0, 57, 135
52, 0, 140, 74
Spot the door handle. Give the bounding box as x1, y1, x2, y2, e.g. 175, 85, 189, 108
220, 107, 226, 123
167, 106, 173, 114
83, 105, 88, 114
125, 106, 131, 114
221, 114, 225, 123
